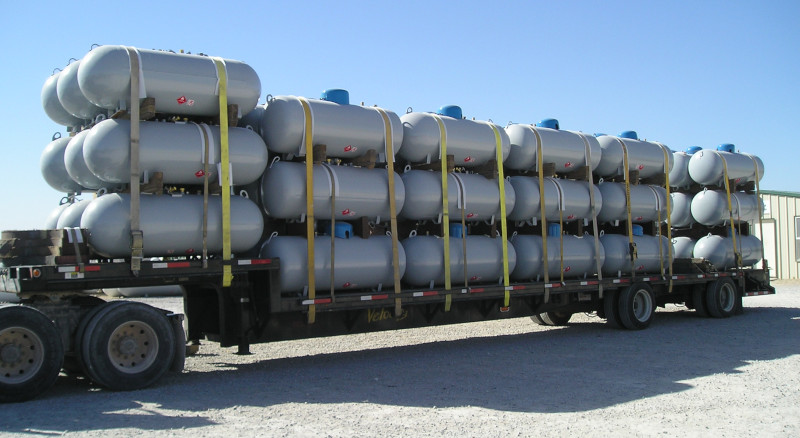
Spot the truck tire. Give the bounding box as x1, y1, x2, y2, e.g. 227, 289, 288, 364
705, 278, 737, 318
603, 289, 622, 328
618, 283, 655, 330
80, 302, 176, 391
692, 286, 709, 317
539, 311, 572, 326
530, 314, 547, 325
0, 305, 64, 403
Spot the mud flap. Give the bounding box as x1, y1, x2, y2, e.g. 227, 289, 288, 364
167, 313, 186, 372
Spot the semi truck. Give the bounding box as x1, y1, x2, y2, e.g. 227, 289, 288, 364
0, 45, 774, 402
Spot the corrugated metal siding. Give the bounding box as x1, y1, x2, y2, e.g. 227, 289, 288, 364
759, 192, 800, 279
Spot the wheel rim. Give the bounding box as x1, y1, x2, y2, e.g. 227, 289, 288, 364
0, 326, 45, 384
107, 320, 159, 374
632, 289, 653, 322
719, 282, 736, 313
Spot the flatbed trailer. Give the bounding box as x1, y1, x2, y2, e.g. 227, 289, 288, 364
0, 252, 774, 403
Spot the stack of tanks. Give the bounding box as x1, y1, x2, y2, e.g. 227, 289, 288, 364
38, 45, 765, 296
40, 45, 267, 259
668, 144, 765, 268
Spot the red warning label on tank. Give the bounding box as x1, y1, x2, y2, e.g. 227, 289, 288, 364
564, 161, 573, 168
564, 266, 572, 272
470, 275, 482, 281
636, 264, 645, 271
635, 216, 643, 221
466, 213, 476, 219
195, 170, 205, 178
464, 156, 475, 163
342, 281, 357, 288
177, 96, 187, 104
637, 164, 645, 170
341, 208, 356, 217
344, 145, 357, 153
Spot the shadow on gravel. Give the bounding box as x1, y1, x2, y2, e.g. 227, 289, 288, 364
2, 306, 798, 433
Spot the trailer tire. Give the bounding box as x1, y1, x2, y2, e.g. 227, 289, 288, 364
0, 305, 64, 403
618, 283, 655, 330
692, 286, 709, 317
530, 314, 547, 325
80, 302, 176, 391
539, 311, 572, 326
705, 278, 737, 318
603, 289, 622, 328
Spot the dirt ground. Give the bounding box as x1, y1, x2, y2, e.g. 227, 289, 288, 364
1, 281, 798, 437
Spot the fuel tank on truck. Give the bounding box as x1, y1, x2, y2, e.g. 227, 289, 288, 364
57, 59, 107, 122
595, 132, 673, 179
77, 45, 261, 117
41, 72, 84, 128
56, 198, 92, 228
600, 231, 673, 276
83, 118, 268, 185
670, 192, 694, 228
259, 235, 406, 294
260, 161, 405, 221
693, 234, 763, 270
401, 234, 516, 287
261, 90, 403, 160
687, 145, 764, 187
399, 170, 514, 222
671, 236, 696, 259
41, 133, 86, 193
668, 147, 701, 189
64, 129, 105, 190
507, 176, 601, 223
690, 189, 760, 226
398, 106, 510, 167
597, 182, 668, 223
81, 193, 263, 258
504, 120, 601, 173
510, 233, 605, 281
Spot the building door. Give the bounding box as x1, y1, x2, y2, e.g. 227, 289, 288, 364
753, 220, 777, 279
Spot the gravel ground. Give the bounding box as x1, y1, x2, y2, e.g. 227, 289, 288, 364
2, 281, 799, 437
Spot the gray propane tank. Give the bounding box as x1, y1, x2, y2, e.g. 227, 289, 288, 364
507, 176, 602, 223
670, 192, 694, 228
398, 107, 510, 167
600, 231, 673, 275
687, 147, 765, 186
690, 189, 760, 226
399, 170, 514, 222
693, 234, 763, 269
510, 233, 605, 281
261, 92, 403, 159
64, 129, 105, 190
258, 235, 406, 294
41, 72, 84, 128
504, 123, 602, 173
43, 202, 72, 229
260, 161, 405, 221
401, 234, 517, 287
57, 59, 106, 122
668, 148, 701, 188
77, 45, 261, 117
41, 133, 85, 193
595, 133, 673, 179
671, 236, 695, 259
80, 193, 263, 258
83, 118, 268, 185
56, 198, 92, 228
597, 182, 668, 223
239, 104, 266, 137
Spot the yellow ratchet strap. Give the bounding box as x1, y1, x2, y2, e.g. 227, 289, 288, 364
615, 137, 637, 279
576, 133, 603, 297
489, 124, 510, 307
530, 125, 550, 302
719, 152, 741, 270
125, 47, 143, 273
432, 114, 452, 311
375, 108, 403, 316
299, 97, 317, 323
656, 143, 673, 292
750, 156, 766, 271
212, 58, 233, 288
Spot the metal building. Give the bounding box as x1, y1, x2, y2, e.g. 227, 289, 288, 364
753, 190, 800, 279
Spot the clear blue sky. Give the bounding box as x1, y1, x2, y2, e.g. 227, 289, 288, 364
1, 0, 797, 231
